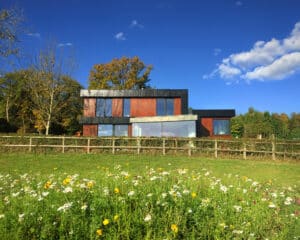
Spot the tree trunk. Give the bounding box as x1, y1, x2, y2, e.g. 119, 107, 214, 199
5, 97, 10, 122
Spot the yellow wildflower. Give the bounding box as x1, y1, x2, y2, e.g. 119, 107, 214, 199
191, 192, 197, 198
44, 181, 51, 189
87, 181, 94, 188
63, 177, 71, 185
96, 229, 103, 236
114, 214, 119, 222
171, 224, 178, 233
103, 219, 110, 226
114, 187, 120, 194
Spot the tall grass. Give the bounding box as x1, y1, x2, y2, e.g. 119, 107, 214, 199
0, 154, 299, 239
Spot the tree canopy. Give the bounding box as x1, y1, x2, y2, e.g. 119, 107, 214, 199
230, 107, 300, 139
89, 56, 153, 89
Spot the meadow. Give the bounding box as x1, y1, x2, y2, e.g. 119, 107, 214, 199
0, 153, 299, 239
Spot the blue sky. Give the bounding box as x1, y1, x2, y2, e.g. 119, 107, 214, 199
2, 0, 300, 115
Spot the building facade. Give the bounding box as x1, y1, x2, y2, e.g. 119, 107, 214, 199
80, 89, 235, 137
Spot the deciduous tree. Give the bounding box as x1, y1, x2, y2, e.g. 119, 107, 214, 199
89, 56, 152, 89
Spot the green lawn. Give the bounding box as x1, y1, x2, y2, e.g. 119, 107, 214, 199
1, 153, 299, 187
0, 153, 299, 239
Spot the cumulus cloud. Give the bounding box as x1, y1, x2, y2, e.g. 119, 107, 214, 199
26, 32, 41, 38
213, 48, 222, 56
57, 42, 73, 48
130, 20, 144, 29
206, 21, 300, 83
114, 32, 126, 41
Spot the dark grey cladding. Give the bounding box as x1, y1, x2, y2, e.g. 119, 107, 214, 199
80, 89, 189, 114
79, 117, 130, 124
192, 109, 236, 118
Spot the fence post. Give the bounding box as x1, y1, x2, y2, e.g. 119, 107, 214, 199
162, 138, 166, 155
214, 139, 218, 158
272, 138, 276, 160
188, 139, 193, 157
29, 137, 32, 153
87, 138, 90, 154
112, 137, 115, 154
137, 138, 141, 155
62, 136, 65, 153
243, 142, 247, 160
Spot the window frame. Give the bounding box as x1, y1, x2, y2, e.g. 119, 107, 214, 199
156, 98, 174, 116
213, 118, 230, 136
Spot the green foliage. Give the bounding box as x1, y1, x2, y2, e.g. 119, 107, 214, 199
231, 107, 300, 139
0, 154, 299, 239
89, 56, 153, 89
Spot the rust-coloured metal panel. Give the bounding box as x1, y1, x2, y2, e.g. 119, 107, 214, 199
174, 98, 181, 115
112, 98, 123, 117
130, 98, 156, 117
201, 118, 213, 136
83, 98, 96, 117
83, 124, 98, 136
128, 124, 132, 137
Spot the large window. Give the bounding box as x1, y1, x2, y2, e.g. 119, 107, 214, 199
96, 98, 112, 117
213, 119, 230, 135
98, 124, 128, 136
156, 98, 174, 116
98, 124, 113, 136
114, 125, 128, 136
132, 121, 195, 137
123, 98, 130, 117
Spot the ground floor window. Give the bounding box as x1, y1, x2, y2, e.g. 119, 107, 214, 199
98, 124, 128, 136
132, 121, 196, 137
213, 119, 230, 135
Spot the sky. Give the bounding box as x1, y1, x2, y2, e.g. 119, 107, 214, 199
2, 0, 300, 115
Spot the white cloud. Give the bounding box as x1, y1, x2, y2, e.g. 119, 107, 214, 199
207, 21, 300, 82
244, 52, 300, 80
57, 42, 73, 48
114, 32, 126, 41
213, 48, 222, 56
26, 33, 41, 38
130, 20, 144, 29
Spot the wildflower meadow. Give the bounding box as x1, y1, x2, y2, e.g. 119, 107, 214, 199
0, 153, 299, 239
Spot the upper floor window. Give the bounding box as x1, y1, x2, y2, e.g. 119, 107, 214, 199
156, 98, 174, 116
213, 119, 230, 135
123, 98, 130, 117
96, 98, 112, 117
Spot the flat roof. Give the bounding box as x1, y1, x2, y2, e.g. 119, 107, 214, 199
192, 109, 236, 117
80, 89, 188, 98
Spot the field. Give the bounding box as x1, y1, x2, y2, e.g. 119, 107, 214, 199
0, 153, 299, 239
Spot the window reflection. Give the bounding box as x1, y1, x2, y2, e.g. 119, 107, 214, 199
213, 119, 230, 135
156, 98, 174, 116
96, 98, 112, 117
132, 121, 195, 137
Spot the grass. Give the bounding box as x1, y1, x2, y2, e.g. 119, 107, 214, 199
0, 153, 299, 239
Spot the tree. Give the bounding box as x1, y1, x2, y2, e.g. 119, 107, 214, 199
28, 44, 81, 135
0, 7, 23, 58
89, 56, 152, 89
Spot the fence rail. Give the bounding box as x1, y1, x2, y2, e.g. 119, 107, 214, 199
0, 136, 299, 160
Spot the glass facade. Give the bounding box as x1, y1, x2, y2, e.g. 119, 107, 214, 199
114, 125, 128, 136
98, 124, 113, 136
132, 121, 196, 137
98, 124, 128, 136
123, 98, 130, 117
156, 98, 174, 116
213, 119, 230, 135
96, 98, 112, 117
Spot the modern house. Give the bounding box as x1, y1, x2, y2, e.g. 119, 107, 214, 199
80, 89, 235, 138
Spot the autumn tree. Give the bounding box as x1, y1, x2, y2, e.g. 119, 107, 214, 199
28, 44, 81, 135
0, 6, 23, 58
0, 70, 34, 132
89, 56, 152, 89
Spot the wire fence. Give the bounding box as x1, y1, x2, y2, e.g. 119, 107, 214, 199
0, 135, 299, 161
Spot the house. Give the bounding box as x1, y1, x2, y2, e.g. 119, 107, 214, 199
80, 89, 235, 137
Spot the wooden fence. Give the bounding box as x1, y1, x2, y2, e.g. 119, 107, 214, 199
0, 135, 299, 160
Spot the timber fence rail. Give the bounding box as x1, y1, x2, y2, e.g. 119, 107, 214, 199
0, 135, 299, 160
